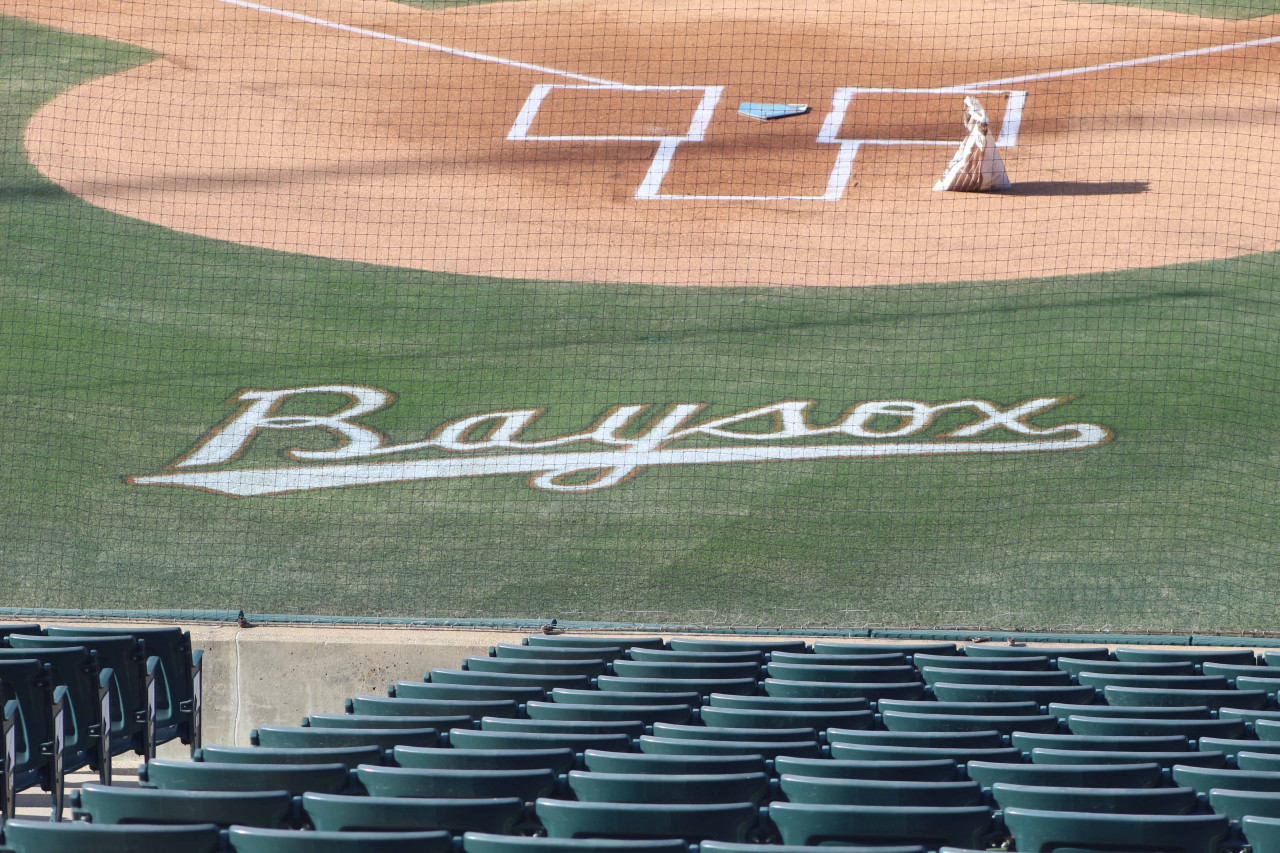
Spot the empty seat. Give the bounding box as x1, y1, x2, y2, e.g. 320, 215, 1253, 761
494, 644, 625, 662
71, 783, 293, 828
639, 736, 821, 760
463, 833, 688, 853
913, 653, 1049, 671
699, 705, 873, 731
1055, 658, 1195, 677
391, 682, 544, 704
527, 700, 692, 725
965, 760, 1162, 790
879, 700, 1041, 717
881, 710, 1059, 736
252, 726, 439, 751
827, 729, 1002, 749
652, 722, 816, 743
768, 802, 992, 848
567, 769, 770, 804
356, 765, 558, 801
931, 683, 1096, 705
464, 657, 608, 678
302, 793, 524, 833
583, 749, 765, 776
1244, 816, 1280, 853
667, 638, 807, 654
1260, 720, 1280, 741
429, 669, 588, 691
829, 743, 1022, 764
1201, 661, 1270, 682
449, 728, 632, 753
138, 759, 354, 796
708, 694, 869, 711
1031, 748, 1226, 770
1236, 675, 1280, 692
765, 663, 918, 683
598, 676, 757, 697
307, 714, 469, 731
552, 689, 702, 708
1114, 648, 1256, 666
774, 756, 958, 782
919, 667, 1072, 687
1172, 765, 1280, 796
771, 651, 909, 667
1199, 738, 1280, 762
196, 745, 382, 768
1077, 673, 1229, 690
480, 716, 646, 738
1011, 732, 1189, 755
352, 695, 521, 720
703, 842, 924, 853
524, 636, 664, 650
1003, 806, 1228, 853
1066, 715, 1245, 739
1241, 752, 1280, 772
990, 782, 1197, 814
813, 642, 957, 657
779, 775, 983, 807
536, 798, 759, 842
629, 648, 764, 664
611, 660, 761, 681
963, 645, 1110, 661
226, 826, 454, 853
763, 679, 925, 701
0, 820, 221, 853
393, 746, 574, 774
1048, 702, 1210, 721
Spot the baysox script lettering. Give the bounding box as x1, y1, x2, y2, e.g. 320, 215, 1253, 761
130, 385, 1112, 495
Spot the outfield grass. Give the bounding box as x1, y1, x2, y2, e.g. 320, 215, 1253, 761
3, 14, 1279, 632
1073, 0, 1280, 16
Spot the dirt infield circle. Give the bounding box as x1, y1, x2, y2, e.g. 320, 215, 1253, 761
10, 0, 1280, 287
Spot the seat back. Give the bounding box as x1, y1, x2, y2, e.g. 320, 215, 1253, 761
71, 782, 293, 828
462, 832, 688, 853
1003, 807, 1228, 853
196, 744, 383, 768
536, 797, 759, 842
252, 725, 439, 751
567, 769, 770, 804
392, 745, 574, 773
302, 792, 525, 833
357, 765, 558, 801
768, 802, 992, 848
582, 749, 766, 776
773, 756, 958, 782
139, 758, 354, 795
0, 658, 63, 819
0, 819, 221, 853
965, 759, 1162, 790
990, 782, 1197, 814
0, 647, 106, 777
778, 776, 983, 807
353, 695, 520, 719
226, 826, 454, 853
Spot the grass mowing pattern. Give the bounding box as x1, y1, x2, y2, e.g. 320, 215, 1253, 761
3, 15, 1279, 631
1072, 0, 1280, 17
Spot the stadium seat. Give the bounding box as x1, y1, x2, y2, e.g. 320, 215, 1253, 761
527, 699, 692, 725
1114, 647, 1257, 666
913, 653, 1049, 671
0, 625, 41, 640
881, 709, 1059, 735
352, 695, 520, 719
707, 694, 869, 711
1260, 720, 1280, 741
639, 735, 821, 759
1048, 702, 1210, 721
1201, 661, 1270, 682
252, 726, 439, 751
989, 782, 1197, 814
536, 798, 760, 842
225, 826, 454, 853
931, 682, 1096, 705
651, 722, 816, 743
666, 638, 807, 654
462, 834, 688, 853
463, 656, 608, 678
494, 644, 625, 662
196, 745, 383, 768
429, 669, 590, 691
629, 648, 765, 664
138, 758, 355, 795
1002, 807, 1228, 853
582, 749, 766, 776
0, 659, 66, 819
962, 645, 1110, 661
1238, 675, 1280, 693
770, 651, 909, 667
598, 676, 757, 697
391, 681, 544, 704
1241, 752, 1280, 771
772, 756, 958, 782
611, 660, 761, 681
705, 845, 924, 853
812, 642, 956, 657
828, 743, 1022, 764
826, 729, 1002, 749
699, 705, 873, 731
70, 782, 294, 828
768, 802, 992, 848
1030, 748, 1226, 769
964, 760, 1163, 790
356, 765, 559, 801
778, 775, 983, 807
878, 699, 1040, 717
1055, 657, 1196, 677
306, 714, 469, 731
448, 728, 633, 753
1077, 672, 1229, 690
919, 667, 1072, 687
566, 769, 771, 804
1171, 765, 1280, 796
524, 636, 664, 650
480, 716, 646, 738
1010, 732, 1189, 755
393, 745, 575, 774
764, 663, 918, 683
1065, 714, 1245, 739
1198, 738, 1280, 762
551, 688, 702, 708
1244, 816, 1280, 853
0, 819, 221, 853
763, 679, 926, 701
302, 793, 525, 833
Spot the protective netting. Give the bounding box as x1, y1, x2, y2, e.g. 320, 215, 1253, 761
2, 0, 1279, 632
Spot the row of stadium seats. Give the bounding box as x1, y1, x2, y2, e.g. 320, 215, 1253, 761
6, 632, 1280, 852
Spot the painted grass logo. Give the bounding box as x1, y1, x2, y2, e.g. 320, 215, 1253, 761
129, 385, 1112, 495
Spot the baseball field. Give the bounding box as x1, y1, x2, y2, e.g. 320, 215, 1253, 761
2, 0, 1278, 632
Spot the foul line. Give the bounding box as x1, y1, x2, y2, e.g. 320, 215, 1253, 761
214, 0, 627, 87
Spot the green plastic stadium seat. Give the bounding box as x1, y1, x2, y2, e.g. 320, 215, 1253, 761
494, 644, 625, 662
768, 802, 992, 848
813, 642, 957, 657
881, 710, 1059, 735
1077, 672, 1229, 690
611, 660, 761, 681
1237, 676, 1280, 693
525, 636, 664, 650
703, 842, 925, 853
480, 716, 646, 738
1201, 661, 1270, 682
1048, 702, 1210, 721
828, 743, 1022, 764
1260, 720, 1280, 741
771, 651, 908, 667
1010, 732, 1189, 755
0, 624, 41, 639
1065, 715, 1245, 739
226, 826, 455, 853
1055, 658, 1196, 677
964, 760, 1163, 790
931, 683, 1096, 705
598, 676, 757, 697
699, 705, 873, 731
919, 667, 1072, 687
552, 688, 702, 708
707, 694, 869, 711
1171, 765, 1280, 796
583, 749, 766, 776
963, 645, 1110, 661
138, 758, 355, 795
463, 833, 689, 853
429, 668, 589, 691
303, 793, 525, 833
307, 714, 469, 731
1241, 752, 1280, 771
0, 820, 222, 853
826, 729, 1002, 749
464, 656, 608, 678
913, 653, 1049, 671
536, 798, 759, 842
639, 735, 820, 759
356, 765, 559, 800
393, 745, 574, 774
1003, 806, 1228, 853
528, 700, 692, 725
990, 782, 1197, 814
196, 745, 383, 768
879, 699, 1040, 717
391, 681, 544, 704
1030, 748, 1226, 769
449, 728, 633, 753
763, 679, 926, 701
1199, 738, 1280, 761
652, 722, 816, 743
252, 726, 439, 751
353, 695, 520, 719
773, 756, 958, 782
667, 638, 807, 654
567, 769, 770, 804
1115, 647, 1257, 666
0, 658, 66, 819
779, 775, 983, 807
1244, 816, 1280, 853
70, 782, 294, 828
765, 663, 918, 683
630, 648, 764, 664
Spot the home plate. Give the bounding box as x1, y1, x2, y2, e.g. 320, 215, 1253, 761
738, 102, 810, 120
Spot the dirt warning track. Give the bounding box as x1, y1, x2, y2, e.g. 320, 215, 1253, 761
8, 0, 1280, 287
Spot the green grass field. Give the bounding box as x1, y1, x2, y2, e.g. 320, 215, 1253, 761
3, 11, 1278, 632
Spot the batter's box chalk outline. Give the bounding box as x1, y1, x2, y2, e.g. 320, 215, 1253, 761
507, 84, 1025, 202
